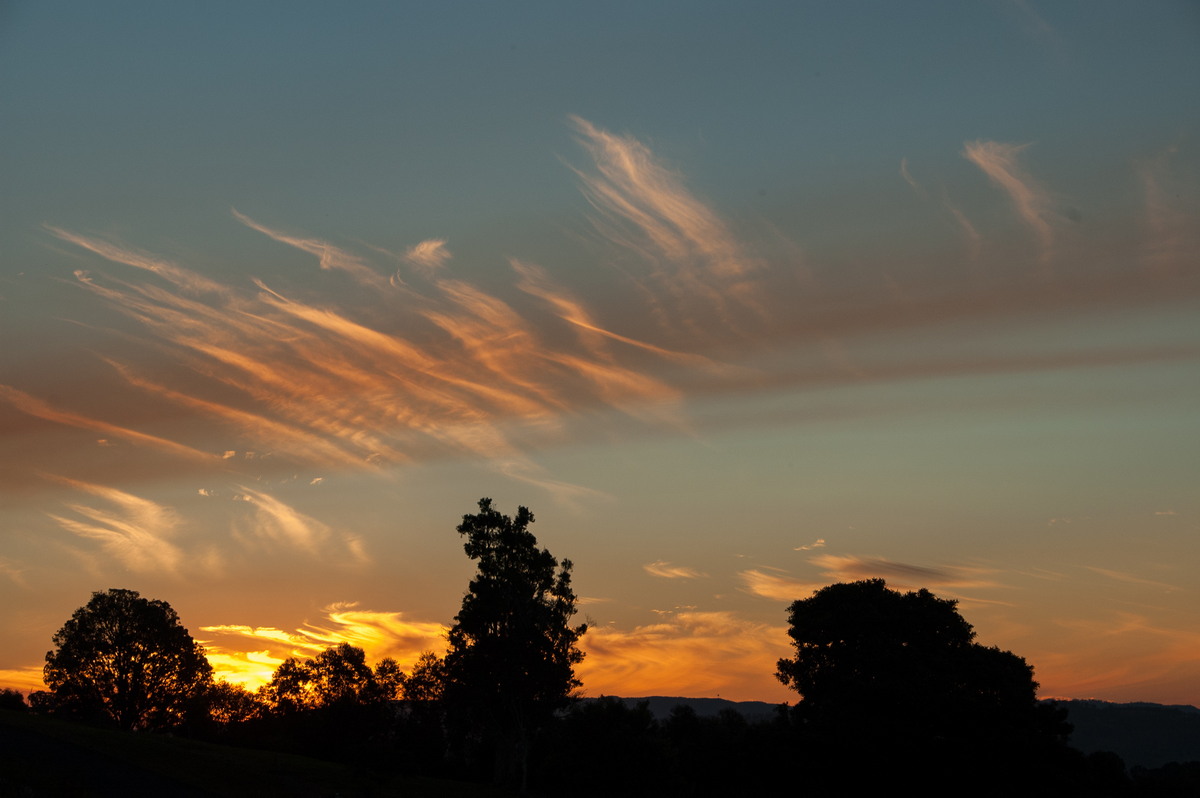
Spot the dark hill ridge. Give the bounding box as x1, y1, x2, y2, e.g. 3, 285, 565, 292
597, 695, 782, 722
1056, 699, 1200, 769
600, 696, 1200, 770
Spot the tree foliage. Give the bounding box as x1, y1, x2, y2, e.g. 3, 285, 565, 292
206, 680, 262, 725
259, 643, 400, 714
775, 579, 1071, 791
443, 498, 586, 785
0, 688, 26, 711
43, 588, 213, 731
401, 651, 446, 704
775, 579, 1045, 733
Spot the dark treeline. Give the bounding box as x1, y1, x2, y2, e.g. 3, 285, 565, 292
10, 499, 1200, 795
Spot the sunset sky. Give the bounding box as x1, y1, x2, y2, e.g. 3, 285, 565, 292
2, 2, 1198, 706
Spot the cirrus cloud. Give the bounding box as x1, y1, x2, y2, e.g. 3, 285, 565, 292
643, 560, 708, 579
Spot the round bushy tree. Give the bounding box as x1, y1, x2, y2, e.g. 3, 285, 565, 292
44, 588, 212, 731
776, 579, 1071, 791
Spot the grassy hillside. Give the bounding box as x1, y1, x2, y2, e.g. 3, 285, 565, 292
0, 709, 505, 797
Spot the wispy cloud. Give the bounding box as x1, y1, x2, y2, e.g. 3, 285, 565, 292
1138, 141, 1197, 278
942, 196, 983, 266
579, 611, 789, 701
0, 667, 46, 693
962, 140, 1055, 265
0, 384, 215, 463
232, 209, 384, 287
809, 554, 995, 591
202, 604, 790, 701
568, 115, 765, 335
231, 487, 366, 564
792, 538, 825, 552
740, 568, 822, 602
200, 604, 448, 689
0, 557, 27, 587
37, 192, 706, 492
643, 560, 707, 579
1037, 611, 1200, 701
233, 487, 329, 555
45, 224, 227, 295
44, 475, 185, 575
900, 157, 926, 197
404, 239, 452, 274
1084, 566, 1181, 593
14, 118, 1197, 512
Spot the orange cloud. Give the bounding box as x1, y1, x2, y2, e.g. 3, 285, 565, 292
404, 239, 452, 274
229, 487, 368, 565
792, 538, 826, 552
740, 569, 823, 603
232, 209, 384, 287
0, 557, 28, 587
1035, 611, 1200, 702
45, 224, 228, 296
15, 118, 1196, 509
233, 487, 328, 556
1084, 566, 1182, 592
200, 604, 448, 690
0, 667, 46, 694
0, 384, 215, 463
43, 475, 185, 575
200, 603, 794, 703
808, 554, 996, 591
643, 561, 707, 579
578, 611, 791, 702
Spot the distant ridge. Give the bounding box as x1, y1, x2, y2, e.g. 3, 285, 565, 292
586, 695, 783, 722
1054, 699, 1200, 770
586, 696, 1200, 771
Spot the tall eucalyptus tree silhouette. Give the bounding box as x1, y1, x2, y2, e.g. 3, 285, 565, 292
443, 498, 586, 787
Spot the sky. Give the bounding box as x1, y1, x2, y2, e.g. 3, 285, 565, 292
1, 1, 1198, 706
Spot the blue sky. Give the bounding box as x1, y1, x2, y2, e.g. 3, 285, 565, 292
1, 1, 1198, 703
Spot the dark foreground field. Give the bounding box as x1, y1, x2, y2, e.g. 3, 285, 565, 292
0, 709, 504, 797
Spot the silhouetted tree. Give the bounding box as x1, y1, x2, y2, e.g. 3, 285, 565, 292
443, 498, 586, 788
776, 579, 1071, 792
259, 643, 397, 713
253, 643, 404, 763
777, 579, 976, 735
373, 657, 405, 703
0, 688, 26, 711
393, 651, 449, 772
43, 588, 213, 731
538, 697, 666, 795
206, 680, 262, 725
401, 651, 446, 704
307, 643, 379, 708
259, 656, 312, 715
26, 690, 57, 715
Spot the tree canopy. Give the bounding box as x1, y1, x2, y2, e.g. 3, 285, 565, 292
775, 579, 1069, 790
443, 498, 586, 786
775, 579, 1043, 733
259, 642, 401, 714
43, 588, 213, 731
